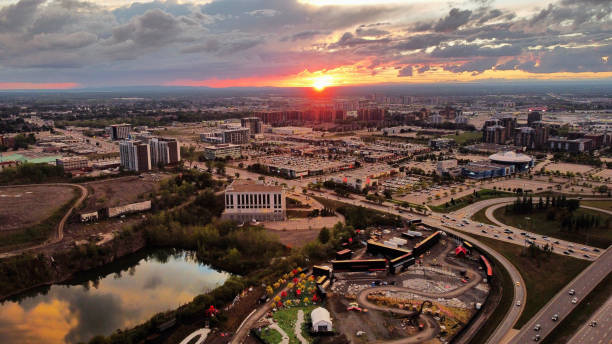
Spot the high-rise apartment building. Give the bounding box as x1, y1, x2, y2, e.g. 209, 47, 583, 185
120, 140, 151, 172
241, 117, 263, 134
110, 124, 132, 140
149, 138, 180, 167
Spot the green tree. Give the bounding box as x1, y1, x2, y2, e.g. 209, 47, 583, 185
318, 227, 330, 244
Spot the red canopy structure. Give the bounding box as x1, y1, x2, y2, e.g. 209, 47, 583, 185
455, 246, 467, 257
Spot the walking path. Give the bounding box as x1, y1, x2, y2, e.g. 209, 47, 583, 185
294, 310, 308, 344
269, 322, 290, 344
179, 328, 210, 344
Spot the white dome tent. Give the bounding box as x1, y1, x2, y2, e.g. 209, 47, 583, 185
311, 307, 332, 333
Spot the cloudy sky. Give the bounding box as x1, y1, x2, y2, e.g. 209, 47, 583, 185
0, 0, 610, 89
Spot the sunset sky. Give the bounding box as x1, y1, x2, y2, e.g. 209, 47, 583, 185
0, 0, 610, 89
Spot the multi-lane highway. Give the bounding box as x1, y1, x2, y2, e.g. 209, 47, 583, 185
441, 198, 603, 261
568, 296, 612, 344
508, 247, 612, 344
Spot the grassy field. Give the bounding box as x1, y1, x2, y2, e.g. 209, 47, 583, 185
273, 305, 318, 344
260, 327, 283, 344
470, 206, 497, 226
493, 207, 612, 248
430, 189, 514, 213
581, 200, 612, 211
461, 233, 590, 328
443, 131, 482, 145
542, 273, 612, 344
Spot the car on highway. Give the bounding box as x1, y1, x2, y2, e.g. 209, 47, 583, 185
477, 223, 483, 227
552, 314, 558, 321
553, 241, 560, 244
571, 297, 578, 304
533, 334, 540, 342
534, 324, 541, 331
569, 289, 575, 295
507, 236, 513, 240
516, 300, 521, 306
563, 251, 569, 255
583, 254, 590, 258
494, 234, 499, 238
481, 229, 487, 233
516, 281, 520, 286
593, 248, 601, 252
581, 247, 589, 251
589, 321, 598, 327
568, 249, 575, 253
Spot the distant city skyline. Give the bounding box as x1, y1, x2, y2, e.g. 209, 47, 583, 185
0, 0, 610, 90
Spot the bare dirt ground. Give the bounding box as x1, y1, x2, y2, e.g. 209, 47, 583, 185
544, 163, 594, 174
593, 169, 612, 180
266, 228, 320, 249
0, 185, 76, 231
82, 174, 169, 211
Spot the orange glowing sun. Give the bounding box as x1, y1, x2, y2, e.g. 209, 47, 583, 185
312, 75, 333, 91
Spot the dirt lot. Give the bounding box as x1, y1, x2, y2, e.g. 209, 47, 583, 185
0, 185, 76, 231
82, 174, 169, 212
544, 163, 594, 174
593, 169, 612, 180
266, 228, 319, 248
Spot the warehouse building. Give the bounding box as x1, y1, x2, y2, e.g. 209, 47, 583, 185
56, 157, 89, 171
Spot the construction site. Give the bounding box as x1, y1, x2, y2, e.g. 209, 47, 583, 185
311, 225, 493, 344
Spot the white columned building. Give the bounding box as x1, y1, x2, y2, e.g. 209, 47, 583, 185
222, 180, 286, 222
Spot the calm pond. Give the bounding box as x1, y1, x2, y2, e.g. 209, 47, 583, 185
0, 249, 230, 344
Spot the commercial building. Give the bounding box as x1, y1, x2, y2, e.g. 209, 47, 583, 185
488, 151, 534, 172
430, 138, 455, 150
269, 126, 313, 136
222, 180, 286, 222
56, 157, 89, 171
436, 159, 460, 176
149, 138, 180, 167
119, 140, 151, 172
204, 144, 241, 160
109, 124, 132, 141
241, 117, 262, 135
548, 137, 593, 153
200, 127, 250, 144
462, 161, 514, 179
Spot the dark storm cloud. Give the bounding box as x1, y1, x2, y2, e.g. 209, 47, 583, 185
0, 0, 45, 32
434, 8, 472, 32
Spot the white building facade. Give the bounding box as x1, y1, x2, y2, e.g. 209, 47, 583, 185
222, 180, 286, 222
